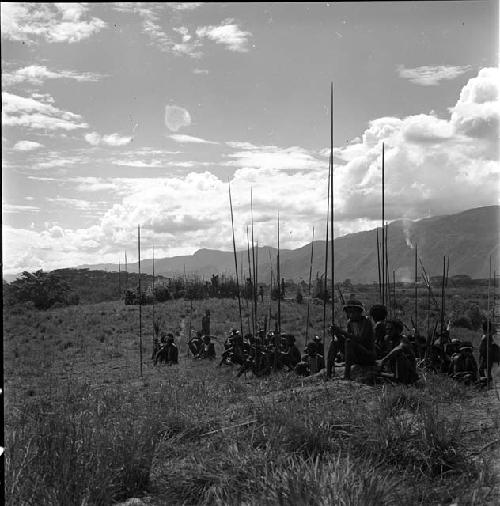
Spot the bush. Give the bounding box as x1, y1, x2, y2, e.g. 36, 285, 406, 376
5, 270, 78, 310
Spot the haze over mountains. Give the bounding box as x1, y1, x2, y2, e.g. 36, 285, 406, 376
72, 206, 499, 284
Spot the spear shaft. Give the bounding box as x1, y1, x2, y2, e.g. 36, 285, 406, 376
138, 225, 142, 377
305, 227, 315, 344
277, 212, 281, 335
381, 143, 385, 306
330, 82, 335, 324
323, 159, 331, 340
228, 184, 244, 336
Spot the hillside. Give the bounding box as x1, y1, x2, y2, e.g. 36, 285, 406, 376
77, 206, 499, 284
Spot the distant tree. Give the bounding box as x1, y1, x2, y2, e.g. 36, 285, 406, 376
6, 270, 78, 310
296, 287, 303, 304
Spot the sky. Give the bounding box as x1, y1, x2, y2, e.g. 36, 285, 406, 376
2, 1, 499, 275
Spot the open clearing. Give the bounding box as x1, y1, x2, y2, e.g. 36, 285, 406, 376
4, 295, 500, 505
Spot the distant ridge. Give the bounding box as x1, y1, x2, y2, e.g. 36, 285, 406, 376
74, 206, 499, 284
4, 206, 498, 284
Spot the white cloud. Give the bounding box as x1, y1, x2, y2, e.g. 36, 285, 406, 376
196, 19, 252, 52
2, 92, 88, 131
193, 68, 209, 75
3, 65, 103, 87
397, 64, 473, 86
169, 134, 218, 144
168, 3, 202, 11
3, 68, 499, 274
2, 203, 40, 213
1, 3, 106, 44
225, 145, 323, 171
165, 105, 192, 132
13, 140, 44, 151
84, 131, 133, 147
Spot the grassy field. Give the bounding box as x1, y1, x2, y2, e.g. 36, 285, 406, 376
4, 288, 500, 505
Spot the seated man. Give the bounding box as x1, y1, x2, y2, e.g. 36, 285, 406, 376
328, 299, 376, 380
479, 321, 500, 382
198, 335, 216, 360
166, 334, 178, 365
378, 335, 419, 384
280, 335, 302, 371
369, 304, 388, 360
188, 331, 203, 357
451, 341, 477, 384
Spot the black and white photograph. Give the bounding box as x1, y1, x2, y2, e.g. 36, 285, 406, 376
2, 2, 500, 504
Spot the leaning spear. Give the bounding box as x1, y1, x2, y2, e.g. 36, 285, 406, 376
305, 227, 315, 344
228, 183, 244, 337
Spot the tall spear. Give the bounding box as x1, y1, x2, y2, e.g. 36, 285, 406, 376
251, 189, 258, 330
118, 260, 121, 297
376, 229, 382, 302
228, 183, 244, 336
268, 248, 274, 333
385, 221, 389, 315
138, 225, 143, 377
323, 160, 331, 340
330, 82, 335, 324
152, 243, 155, 352
381, 142, 385, 306
414, 244, 418, 336
305, 227, 315, 344
277, 211, 281, 335
247, 226, 255, 338
487, 256, 491, 389
440, 255, 446, 338
125, 251, 128, 291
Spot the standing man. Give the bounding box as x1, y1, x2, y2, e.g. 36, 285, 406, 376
327, 299, 376, 380
201, 309, 211, 336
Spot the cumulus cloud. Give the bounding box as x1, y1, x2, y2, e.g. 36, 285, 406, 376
13, 140, 44, 151
397, 64, 473, 86
196, 19, 252, 52
84, 131, 133, 147
2, 92, 88, 130
1, 3, 106, 44
3, 67, 499, 274
165, 105, 192, 132
3, 65, 103, 87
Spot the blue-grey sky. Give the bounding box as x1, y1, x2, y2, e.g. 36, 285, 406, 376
2, 2, 499, 274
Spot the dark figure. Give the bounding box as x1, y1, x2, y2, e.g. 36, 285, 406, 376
370, 304, 388, 359
280, 335, 301, 371
198, 335, 216, 360
479, 321, 500, 382
327, 299, 376, 380
259, 285, 264, 302
201, 310, 211, 336
311, 335, 325, 358
188, 332, 203, 358
155, 333, 178, 365
381, 320, 405, 356
451, 342, 477, 384
166, 334, 178, 365
378, 335, 418, 384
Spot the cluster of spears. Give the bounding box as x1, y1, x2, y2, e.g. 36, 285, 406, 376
138, 84, 498, 392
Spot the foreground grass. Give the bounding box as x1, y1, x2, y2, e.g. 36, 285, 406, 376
4, 296, 498, 505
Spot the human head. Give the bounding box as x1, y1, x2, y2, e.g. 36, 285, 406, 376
343, 299, 364, 321
203, 335, 210, 344
386, 319, 403, 336
369, 304, 388, 323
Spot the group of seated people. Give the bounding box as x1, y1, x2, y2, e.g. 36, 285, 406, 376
188, 331, 217, 360
152, 332, 179, 366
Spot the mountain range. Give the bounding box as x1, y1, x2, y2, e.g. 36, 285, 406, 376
76, 206, 499, 284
